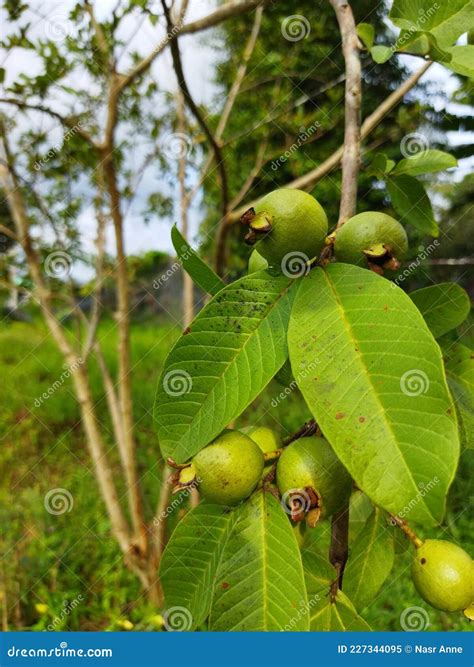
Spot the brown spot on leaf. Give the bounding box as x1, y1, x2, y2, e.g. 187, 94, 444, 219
358, 416, 366, 423
335, 412, 346, 420
221, 582, 230, 590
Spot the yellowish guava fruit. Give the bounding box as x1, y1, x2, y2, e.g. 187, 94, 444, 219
411, 539, 472, 612
192, 430, 264, 506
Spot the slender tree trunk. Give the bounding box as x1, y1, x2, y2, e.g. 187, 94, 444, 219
176, 91, 194, 327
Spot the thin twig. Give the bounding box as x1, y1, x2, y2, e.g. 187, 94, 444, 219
227, 61, 432, 223
329, 0, 362, 227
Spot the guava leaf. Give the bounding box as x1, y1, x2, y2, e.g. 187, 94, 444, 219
370, 45, 393, 64
159, 503, 236, 629
209, 491, 308, 631
440, 339, 474, 449
387, 175, 439, 237
303, 552, 371, 631
288, 264, 459, 525
396, 30, 452, 62
367, 153, 395, 178
389, 0, 474, 47
171, 224, 224, 296
357, 22, 374, 49
155, 271, 297, 463
343, 509, 395, 611
445, 45, 474, 78
410, 283, 471, 338
392, 150, 457, 177
349, 490, 374, 542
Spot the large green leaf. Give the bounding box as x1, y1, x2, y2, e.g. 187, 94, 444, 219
410, 283, 471, 338
288, 264, 459, 525
446, 45, 474, 78
343, 509, 395, 611
209, 491, 308, 631
387, 175, 438, 237
303, 552, 371, 630
159, 503, 236, 629
155, 272, 296, 463
390, 0, 474, 47
392, 150, 457, 177
440, 339, 474, 449
171, 225, 224, 296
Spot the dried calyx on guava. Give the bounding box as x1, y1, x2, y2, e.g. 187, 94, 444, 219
334, 211, 408, 273
183, 430, 264, 506
276, 435, 351, 526
411, 539, 473, 612
241, 188, 328, 267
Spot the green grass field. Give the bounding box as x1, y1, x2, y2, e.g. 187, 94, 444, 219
0, 317, 472, 631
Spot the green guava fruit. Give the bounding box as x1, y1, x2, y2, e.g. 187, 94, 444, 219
248, 249, 268, 273
334, 211, 408, 267
411, 539, 472, 612
276, 436, 351, 520
247, 189, 328, 266
244, 425, 280, 454
192, 430, 264, 506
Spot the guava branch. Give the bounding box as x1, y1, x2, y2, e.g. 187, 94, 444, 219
227, 61, 432, 223
329, 0, 362, 226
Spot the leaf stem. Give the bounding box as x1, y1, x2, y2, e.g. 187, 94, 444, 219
389, 514, 423, 548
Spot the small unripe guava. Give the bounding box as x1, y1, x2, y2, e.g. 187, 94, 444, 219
334, 211, 408, 266
244, 425, 280, 454
276, 436, 351, 519
192, 430, 264, 506
248, 249, 268, 273
252, 189, 328, 266
411, 539, 472, 612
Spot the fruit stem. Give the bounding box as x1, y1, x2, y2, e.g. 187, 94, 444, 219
263, 448, 284, 462
282, 419, 318, 446
389, 514, 423, 548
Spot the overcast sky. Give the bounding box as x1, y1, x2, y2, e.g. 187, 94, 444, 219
1, 1, 472, 281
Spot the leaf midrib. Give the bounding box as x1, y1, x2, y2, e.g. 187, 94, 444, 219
321, 269, 433, 520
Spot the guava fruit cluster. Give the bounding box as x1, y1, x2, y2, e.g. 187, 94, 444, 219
242, 188, 409, 275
